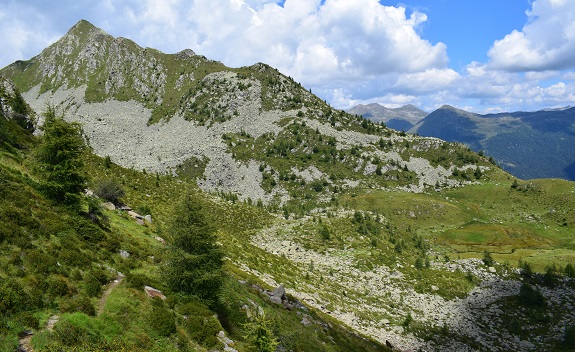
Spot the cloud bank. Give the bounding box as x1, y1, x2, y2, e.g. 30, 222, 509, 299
1, 0, 575, 113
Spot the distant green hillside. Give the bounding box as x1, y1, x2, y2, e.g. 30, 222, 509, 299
410, 105, 575, 181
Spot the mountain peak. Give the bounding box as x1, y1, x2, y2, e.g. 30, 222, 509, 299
346, 103, 427, 126
66, 19, 106, 37
438, 104, 457, 110
437, 104, 476, 115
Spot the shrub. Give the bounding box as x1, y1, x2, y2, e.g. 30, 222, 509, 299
125, 272, 149, 289
46, 275, 74, 299
136, 204, 152, 216
519, 283, 546, 307
179, 301, 222, 347
474, 167, 482, 179
394, 239, 404, 254
564, 263, 575, 278
58, 245, 90, 268
543, 264, 558, 287
148, 299, 176, 337
103, 155, 112, 168
75, 218, 105, 243
59, 294, 96, 316
519, 260, 533, 278
0, 279, 31, 315
16, 311, 40, 330
25, 249, 59, 275
415, 256, 425, 270
83, 267, 112, 297
310, 179, 324, 192
86, 197, 109, 227
482, 250, 494, 266
319, 224, 331, 241
53, 313, 99, 346
402, 312, 413, 327
93, 178, 125, 204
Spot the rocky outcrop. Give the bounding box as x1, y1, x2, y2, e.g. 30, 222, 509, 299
243, 218, 575, 351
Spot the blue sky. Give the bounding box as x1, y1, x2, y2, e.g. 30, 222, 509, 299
1, 0, 574, 113
395, 1, 530, 68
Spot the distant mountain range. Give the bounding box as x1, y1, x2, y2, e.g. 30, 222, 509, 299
349, 103, 575, 181
409, 105, 575, 181
346, 103, 427, 131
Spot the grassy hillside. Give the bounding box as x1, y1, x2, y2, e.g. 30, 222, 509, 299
343, 178, 575, 271
0, 110, 387, 351
2, 96, 575, 351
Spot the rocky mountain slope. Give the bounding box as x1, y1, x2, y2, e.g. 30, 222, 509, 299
409, 105, 575, 181
2, 20, 575, 352
347, 103, 428, 131
0, 20, 494, 209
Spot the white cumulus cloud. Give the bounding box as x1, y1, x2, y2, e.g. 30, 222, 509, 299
488, 0, 575, 72
0, 3, 58, 67
3, 0, 575, 113
393, 68, 459, 94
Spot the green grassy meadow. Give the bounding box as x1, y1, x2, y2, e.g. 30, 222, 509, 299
341, 177, 575, 272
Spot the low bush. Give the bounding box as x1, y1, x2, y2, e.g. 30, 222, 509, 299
52, 313, 99, 346
46, 275, 75, 299
59, 294, 96, 316
93, 178, 125, 204
83, 267, 112, 297
148, 299, 176, 337
178, 300, 222, 347
74, 219, 105, 243
24, 249, 59, 275
0, 278, 31, 315
85, 197, 110, 228
16, 311, 40, 330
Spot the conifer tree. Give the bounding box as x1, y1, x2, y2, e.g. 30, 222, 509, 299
35, 106, 87, 209
244, 310, 278, 352
164, 195, 224, 305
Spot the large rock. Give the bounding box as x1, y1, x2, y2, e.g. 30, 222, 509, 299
268, 285, 286, 305
144, 286, 166, 300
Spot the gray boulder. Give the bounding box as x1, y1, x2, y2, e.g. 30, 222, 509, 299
269, 285, 286, 304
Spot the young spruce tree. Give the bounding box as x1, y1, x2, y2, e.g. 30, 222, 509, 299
35, 106, 87, 209
164, 194, 224, 305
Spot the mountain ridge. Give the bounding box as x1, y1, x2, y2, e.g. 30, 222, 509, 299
410, 104, 575, 180
1, 20, 494, 207
347, 103, 428, 130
